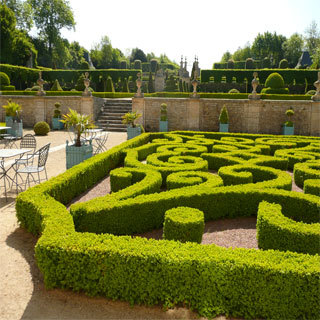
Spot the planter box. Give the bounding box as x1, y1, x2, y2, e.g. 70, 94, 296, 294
283, 125, 294, 135
159, 120, 168, 132
5, 116, 13, 135
66, 142, 93, 169
52, 117, 64, 130
219, 123, 229, 132
12, 121, 23, 138
127, 126, 141, 140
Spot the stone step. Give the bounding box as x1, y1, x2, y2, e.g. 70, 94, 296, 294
101, 109, 131, 114
99, 115, 125, 120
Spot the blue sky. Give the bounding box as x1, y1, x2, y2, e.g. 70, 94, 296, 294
60, 0, 320, 69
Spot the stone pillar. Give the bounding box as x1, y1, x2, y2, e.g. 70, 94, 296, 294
187, 98, 200, 130
132, 97, 145, 127
81, 97, 94, 115
244, 100, 261, 133
34, 98, 46, 124
310, 101, 320, 136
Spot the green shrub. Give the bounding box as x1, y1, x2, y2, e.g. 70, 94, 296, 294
294, 161, 320, 188
164, 75, 178, 92
227, 59, 234, 69
122, 78, 129, 92
106, 76, 115, 92
306, 90, 316, 95
34, 121, 50, 136
120, 60, 127, 69
51, 79, 63, 91
228, 88, 240, 93
53, 102, 62, 118
163, 207, 205, 243
262, 57, 271, 68
304, 179, 320, 196
80, 60, 90, 69
279, 59, 289, 69
219, 105, 229, 124
148, 72, 154, 93
160, 103, 167, 121
0, 71, 10, 87
133, 60, 142, 70
265, 72, 285, 88
245, 58, 254, 69
150, 59, 158, 73
1, 85, 15, 90
261, 87, 289, 94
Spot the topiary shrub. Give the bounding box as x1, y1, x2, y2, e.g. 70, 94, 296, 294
285, 108, 294, 127
80, 60, 90, 69
0, 72, 10, 88
219, 105, 229, 124
51, 79, 63, 91
245, 58, 254, 69
122, 78, 129, 93
163, 207, 204, 243
150, 59, 158, 73
34, 121, 50, 136
306, 90, 316, 95
160, 103, 167, 121
261, 72, 289, 94
148, 72, 154, 93
262, 57, 271, 68
228, 88, 240, 93
106, 76, 115, 92
120, 60, 127, 69
279, 59, 289, 69
134, 60, 142, 70
227, 59, 234, 69
75, 74, 85, 91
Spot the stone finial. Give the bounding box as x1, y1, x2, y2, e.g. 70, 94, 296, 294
249, 72, 261, 100
190, 70, 199, 98
135, 72, 144, 98
36, 71, 46, 96
82, 72, 92, 96
312, 71, 320, 101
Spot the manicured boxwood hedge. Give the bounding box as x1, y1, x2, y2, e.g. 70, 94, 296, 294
16, 131, 320, 319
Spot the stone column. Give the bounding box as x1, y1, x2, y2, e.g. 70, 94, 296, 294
34, 97, 46, 124
187, 98, 200, 130
132, 97, 145, 127
310, 101, 320, 136
81, 97, 94, 115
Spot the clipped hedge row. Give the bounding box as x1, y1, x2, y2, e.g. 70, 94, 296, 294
15, 132, 320, 319
294, 161, 320, 188
304, 179, 320, 196
257, 201, 320, 255
201, 69, 318, 85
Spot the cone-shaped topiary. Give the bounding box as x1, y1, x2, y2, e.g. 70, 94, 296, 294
219, 105, 229, 124
279, 59, 288, 69
51, 79, 63, 91
106, 76, 115, 92
245, 58, 254, 69
122, 78, 129, 92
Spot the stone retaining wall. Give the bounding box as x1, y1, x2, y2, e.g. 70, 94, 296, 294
0, 96, 103, 128
132, 97, 320, 136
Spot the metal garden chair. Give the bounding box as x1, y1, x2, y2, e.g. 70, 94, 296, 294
15, 134, 37, 166
93, 132, 109, 155
14, 143, 50, 191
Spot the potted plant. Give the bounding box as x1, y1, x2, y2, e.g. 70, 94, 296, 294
52, 102, 64, 130
219, 105, 229, 132
60, 108, 94, 169
1, 99, 23, 137
122, 111, 142, 140
159, 103, 168, 132
283, 108, 294, 135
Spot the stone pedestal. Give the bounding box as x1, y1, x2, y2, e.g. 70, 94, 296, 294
187, 99, 200, 130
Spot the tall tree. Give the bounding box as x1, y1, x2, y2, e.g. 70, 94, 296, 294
305, 20, 320, 56
232, 43, 252, 61
4, 0, 33, 31
130, 48, 147, 63
220, 51, 232, 63
28, 0, 75, 67
282, 33, 304, 67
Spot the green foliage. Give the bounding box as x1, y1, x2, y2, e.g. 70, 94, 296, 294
0, 72, 10, 87
306, 90, 316, 95
294, 161, 320, 188
122, 111, 141, 128
262, 57, 271, 68
257, 201, 320, 255
75, 74, 85, 91
219, 105, 229, 124
133, 59, 142, 70
282, 33, 304, 67
120, 60, 127, 69
279, 59, 288, 69
53, 102, 62, 118
1, 98, 21, 117
51, 79, 63, 91
160, 103, 167, 121
227, 59, 234, 69
106, 76, 115, 92
80, 60, 89, 69
14, 131, 320, 319
163, 207, 205, 243
304, 179, 320, 196
164, 75, 177, 92
265, 72, 285, 88
122, 78, 129, 92
148, 72, 154, 93
245, 58, 254, 69
33, 121, 50, 135
150, 59, 158, 73
228, 88, 240, 93
130, 48, 147, 63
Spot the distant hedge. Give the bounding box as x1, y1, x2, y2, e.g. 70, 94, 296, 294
201, 69, 318, 85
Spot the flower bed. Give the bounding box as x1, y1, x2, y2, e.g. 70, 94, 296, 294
16, 131, 320, 319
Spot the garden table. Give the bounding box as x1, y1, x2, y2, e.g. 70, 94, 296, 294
0, 148, 30, 201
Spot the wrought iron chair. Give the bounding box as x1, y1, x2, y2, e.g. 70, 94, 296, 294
15, 143, 50, 191
93, 132, 109, 155
15, 134, 37, 166
3, 135, 19, 148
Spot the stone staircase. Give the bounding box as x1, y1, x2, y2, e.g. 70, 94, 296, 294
97, 99, 132, 132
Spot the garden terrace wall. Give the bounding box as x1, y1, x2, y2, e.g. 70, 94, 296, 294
132, 97, 320, 136
0, 95, 102, 127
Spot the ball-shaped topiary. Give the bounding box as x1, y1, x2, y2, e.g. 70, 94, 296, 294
228, 88, 240, 93
0, 72, 10, 87
265, 72, 285, 89
279, 59, 288, 69
163, 207, 205, 243
245, 58, 254, 69
34, 121, 50, 136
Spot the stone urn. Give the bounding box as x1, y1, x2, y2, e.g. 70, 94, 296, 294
312, 72, 320, 101
82, 72, 92, 96
249, 72, 260, 100
134, 72, 144, 98
36, 71, 46, 96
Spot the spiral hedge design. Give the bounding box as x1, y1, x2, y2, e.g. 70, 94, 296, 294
16, 131, 320, 319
